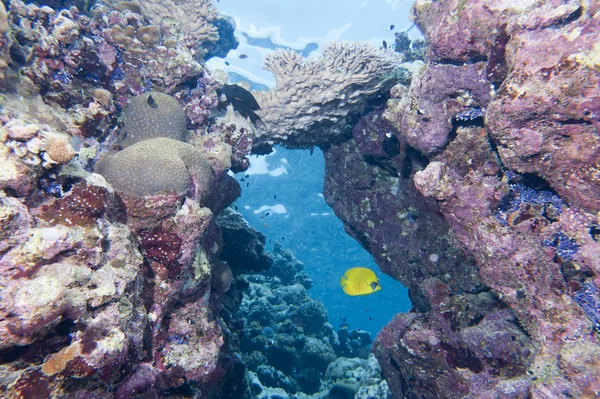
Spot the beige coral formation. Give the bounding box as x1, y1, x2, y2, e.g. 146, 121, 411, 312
43, 132, 76, 165
104, 0, 219, 44
253, 42, 403, 148
94, 137, 213, 198
121, 91, 188, 147
0, 1, 8, 35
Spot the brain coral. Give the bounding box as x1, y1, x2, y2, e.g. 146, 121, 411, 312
95, 138, 212, 197
121, 92, 188, 147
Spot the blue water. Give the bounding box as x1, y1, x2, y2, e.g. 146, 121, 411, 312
233, 146, 411, 337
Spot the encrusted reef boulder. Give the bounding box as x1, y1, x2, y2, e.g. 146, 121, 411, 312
383, 62, 491, 154
485, 8, 600, 213
0, 177, 149, 395
374, 283, 533, 398
0, 1, 248, 397
358, 1, 600, 398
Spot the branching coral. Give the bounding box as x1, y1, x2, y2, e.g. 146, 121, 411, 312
253, 42, 403, 149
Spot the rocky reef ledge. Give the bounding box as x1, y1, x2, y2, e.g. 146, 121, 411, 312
0, 0, 599, 398
321, 1, 600, 398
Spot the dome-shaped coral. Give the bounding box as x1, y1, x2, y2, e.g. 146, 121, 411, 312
94, 137, 212, 197
121, 91, 188, 147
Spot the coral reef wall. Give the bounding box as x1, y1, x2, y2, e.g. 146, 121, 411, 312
250, 1, 600, 398
339, 2, 599, 398
0, 1, 246, 397
2, 0, 599, 397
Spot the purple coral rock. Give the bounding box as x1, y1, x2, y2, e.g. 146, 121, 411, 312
374, 291, 532, 399
115, 364, 156, 399
323, 133, 483, 311
486, 12, 600, 212
383, 63, 492, 154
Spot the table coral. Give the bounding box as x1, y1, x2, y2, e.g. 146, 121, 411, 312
252, 42, 403, 149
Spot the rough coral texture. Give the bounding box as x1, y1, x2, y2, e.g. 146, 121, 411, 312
6, 0, 217, 120
102, 0, 220, 49
383, 62, 492, 154
485, 9, 600, 213
252, 42, 403, 149
121, 91, 188, 147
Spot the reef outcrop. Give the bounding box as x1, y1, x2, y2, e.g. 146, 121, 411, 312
2, 0, 599, 397
0, 1, 244, 397
321, 1, 600, 398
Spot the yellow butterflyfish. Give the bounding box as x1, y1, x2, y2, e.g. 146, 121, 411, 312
340, 267, 381, 296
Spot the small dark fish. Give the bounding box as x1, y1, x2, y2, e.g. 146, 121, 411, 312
241, 178, 245, 182
246, 182, 249, 187
234, 205, 238, 211
390, 24, 395, 30
147, 94, 158, 108
274, 195, 276, 199
225, 61, 230, 66
369, 317, 373, 320
239, 54, 248, 59
282, 236, 285, 240
265, 212, 270, 216
217, 84, 263, 125
245, 174, 250, 178
382, 40, 388, 49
